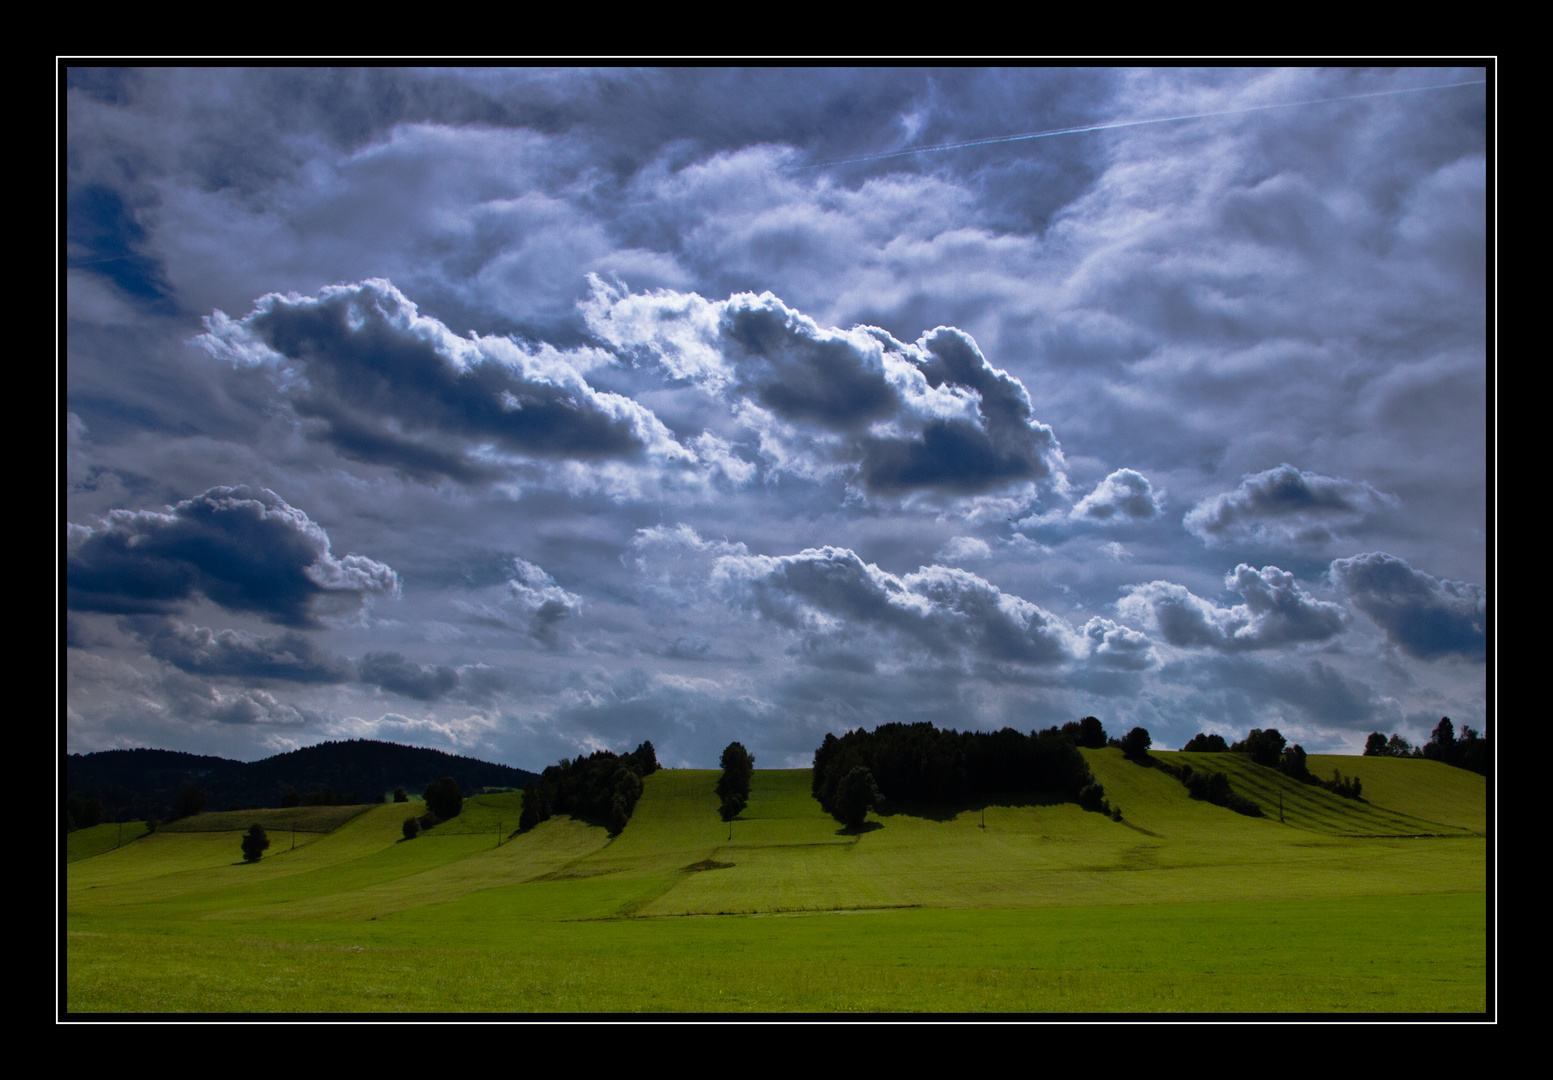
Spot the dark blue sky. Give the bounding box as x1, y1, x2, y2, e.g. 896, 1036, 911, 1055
64, 66, 1489, 768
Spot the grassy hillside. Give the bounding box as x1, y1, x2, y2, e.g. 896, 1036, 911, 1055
66, 821, 151, 863
65, 757, 1488, 1014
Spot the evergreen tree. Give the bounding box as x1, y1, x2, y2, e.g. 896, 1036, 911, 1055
717, 742, 755, 821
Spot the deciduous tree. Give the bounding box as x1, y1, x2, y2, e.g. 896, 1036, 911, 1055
422, 776, 463, 820
241, 824, 270, 863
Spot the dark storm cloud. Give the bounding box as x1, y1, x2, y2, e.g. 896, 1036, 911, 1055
67, 486, 398, 626
141, 619, 354, 683
1184, 464, 1401, 548
358, 652, 460, 701
586, 283, 1061, 496
195, 281, 693, 484
63, 68, 1487, 768
1118, 564, 1346, 652
1330, 552, 1486, 662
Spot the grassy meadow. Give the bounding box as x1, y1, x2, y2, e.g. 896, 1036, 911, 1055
64, 749, 1488, 1014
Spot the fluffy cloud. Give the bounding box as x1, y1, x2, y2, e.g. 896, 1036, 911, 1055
711, 543, 1080, 666
1081, 617, 1156, 670
67, 486, 399, 627
1119, 564, 1346, 651
194, 280, 708, 490
935, 536, 992, 563
585, 281, 1063, 496
1330, 552, 1485, 661
1184, 464, 1400, 547
1069, 468, 1164, 523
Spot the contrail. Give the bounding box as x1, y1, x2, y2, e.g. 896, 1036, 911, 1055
788, 79, 1486, 171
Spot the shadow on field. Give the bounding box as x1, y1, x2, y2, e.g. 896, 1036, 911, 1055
874, 791, 1072, 823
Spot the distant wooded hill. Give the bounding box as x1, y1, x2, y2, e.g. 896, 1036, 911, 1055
66, 739, 541, 823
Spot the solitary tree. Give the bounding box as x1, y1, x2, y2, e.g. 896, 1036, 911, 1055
241, 824, 270, 863
393, 787, 409, 803
1119, 727, 1152, 760
1363, 732, 1388, 757
402, 816, 420, 840
717, 741, 755, 821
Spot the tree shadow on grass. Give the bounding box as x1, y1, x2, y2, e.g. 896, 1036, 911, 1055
874, 790, 1073, 823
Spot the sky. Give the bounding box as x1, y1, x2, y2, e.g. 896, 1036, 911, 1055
63, 66, 1491, 770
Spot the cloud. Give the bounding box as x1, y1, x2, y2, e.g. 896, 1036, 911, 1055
141, 619, 354, 683
357, 652, 460, 701
193, 279, 706, 488
451, 556, 583, 648
712, 543, 1079, 666
1118, 564, 1346, 651
935, 536, 992, 563
1330, 552, 1486, 661
67, 486, 399, 626
506, 557, 583, 647
1175, 655, 1380, 728
1081, 617, 1156, 670
1184, 464, 1400, 547
585, 280, 1063, 496
1069, 468, 1164, 523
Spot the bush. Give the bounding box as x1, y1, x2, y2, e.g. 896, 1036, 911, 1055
402, 816, 420, 840
240, 824, 270, 863
1078, 782, 1110, 815
419, 810, 441, 831
393, 787, 409, 803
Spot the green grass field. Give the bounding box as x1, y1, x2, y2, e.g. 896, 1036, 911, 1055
64, 750, 1488, 1014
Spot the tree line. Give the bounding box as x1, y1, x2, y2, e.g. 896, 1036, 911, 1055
1177, 726, 1363, 802
810, 720, 1124, 829
518, 741, 660, 835
65, 739, 540, 825
1363, 718, 1486, 775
